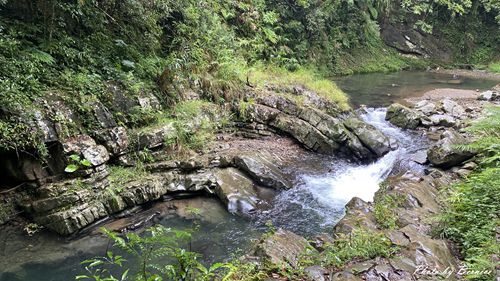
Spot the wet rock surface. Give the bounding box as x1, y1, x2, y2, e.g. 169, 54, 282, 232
385, 103, 421, 129
241, 88, 392, 161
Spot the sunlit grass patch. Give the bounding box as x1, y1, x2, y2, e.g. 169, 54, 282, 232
248, 65, 350, 111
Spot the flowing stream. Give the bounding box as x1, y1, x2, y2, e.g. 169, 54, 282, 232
0, 71, 497, 281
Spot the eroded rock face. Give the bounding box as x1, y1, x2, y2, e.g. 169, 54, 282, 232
214, 168, 260, 214
385, 103, 421, 129
427, 130, 475, 168
241, 91, 391, 161
234, 152, 292, 190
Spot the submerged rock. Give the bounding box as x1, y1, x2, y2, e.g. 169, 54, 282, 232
427, 130, 475, 168
385, 103, 421, 129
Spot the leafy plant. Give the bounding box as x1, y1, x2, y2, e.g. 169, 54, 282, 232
76, 226, 231, 281
65, 154, 92, 173
320, 228, 398, 268
373, 194, 405, 229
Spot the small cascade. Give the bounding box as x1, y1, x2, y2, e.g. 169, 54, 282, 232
258, 107, 428, 235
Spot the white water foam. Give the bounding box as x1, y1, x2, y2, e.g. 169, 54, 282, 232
261, 108, 428, 234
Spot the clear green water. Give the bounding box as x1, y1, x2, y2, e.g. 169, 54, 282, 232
334, 71, 499, 107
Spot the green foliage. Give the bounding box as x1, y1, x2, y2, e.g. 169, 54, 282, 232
438, 106, 500, 280
457, 106, 500, 166
65, 154, 93, 173
320, 228, 398, 268
373, 194, 405, 229
107, 164, 150, 194
487, 62, 500, 73
77, 226, 231, 281
169, 101, 221, 152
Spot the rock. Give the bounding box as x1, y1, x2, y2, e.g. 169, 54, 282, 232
385, 103, 421, 129
213, 168, 260, 214
400, 225, 457, 275
441, 98, 466, 118
304, 266, 328, 281
90, 101, 117, 128
311, 233, 335, 251
252, 228, 316, 268
330, 271, 363, 281
234, 152, 292, 189
427, 130, 475, 168
462, 161, 477, 170
428, 114, 456, 127
62, 135, 110, 167
343, 117, 392, 157
414, 100, 437, 116
334, 197, 377, 234
137, 93, 161, 110
242, 93, 391, 161
478, 90, 499, 101
95, 127, 129, 156
135, 123, 176, 150
410, 150, 428, 165
456, 168, 472, 178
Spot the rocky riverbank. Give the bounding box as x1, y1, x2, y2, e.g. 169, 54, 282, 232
229, 85, 499, 280
0, 82, 393, 235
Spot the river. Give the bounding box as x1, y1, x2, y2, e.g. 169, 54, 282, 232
0, 71, 497, 281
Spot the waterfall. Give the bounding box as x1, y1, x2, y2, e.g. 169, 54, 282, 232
259, 108, 428, 235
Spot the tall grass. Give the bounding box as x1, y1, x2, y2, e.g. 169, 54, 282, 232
248, 65, 350, 110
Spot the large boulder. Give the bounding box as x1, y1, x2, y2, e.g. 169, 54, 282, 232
213, 168, 260, 214
414, 100, 437, 116
242, 92, 391, 161
234, 152, 292, 189
477, 90, 499, 101
441, 99, 465, 118
427, 130, 475, 168
251, 228, 316, 268
385, 103, 421, 129
343, 117, 392, 157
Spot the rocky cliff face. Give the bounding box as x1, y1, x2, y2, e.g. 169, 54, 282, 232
240, 86, 393, 161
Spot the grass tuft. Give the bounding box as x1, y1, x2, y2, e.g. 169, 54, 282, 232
249, 65, 350, 110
